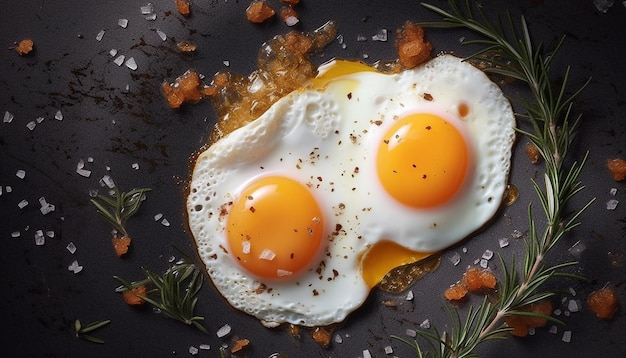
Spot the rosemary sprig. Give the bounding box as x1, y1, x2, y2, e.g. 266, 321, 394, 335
90, 185, 151, 237
74, 319, 111, 344
394, 1, 595, 356
114, 257, 208, 334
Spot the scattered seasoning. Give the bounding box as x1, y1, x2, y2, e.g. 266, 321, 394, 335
15, 38, 34, 55
125, 57, 138, 70
280, 6, 299, 26
66, 242, 77, 254
587, 287, 619, 319
504, 299, 553, 337
175, 0, 191, 16
395, 22, 432, 69
606, 158, 626, 181
246, 0, 276, 23
122, 285, 147, 305
95, 30, 105, 41
155, 28, 167, 41
68, 260, 84, 273
312, 327, 331, 348
176, 40, 197, 52
15, 169, 26, 179
216, 324, 232, 338
231, 338, 249, 353
118, 18, 129, 28
525, 142, 541, 164
3, 111, 14, 123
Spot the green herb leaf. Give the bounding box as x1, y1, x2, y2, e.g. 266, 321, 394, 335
74, 319, 110, 344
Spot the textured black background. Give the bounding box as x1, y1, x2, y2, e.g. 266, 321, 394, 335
1, 0, 625, 357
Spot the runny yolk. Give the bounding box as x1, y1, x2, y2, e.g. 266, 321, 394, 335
360, 240, 433, 289
226, 175, 324, 280
376, 113, 470, 208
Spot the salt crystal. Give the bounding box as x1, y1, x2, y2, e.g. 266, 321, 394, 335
113, 55, 125, 66
118, 18, 129, 28
0, 187, 2, 196
528, 327, 535, 335
26, 121, 36, 130
18, 200, 28, 209
334, 334, 343, 343
568, 240, 586, 258
156, 29, 167, 41
188, 346, 198, 355
216, 324, 231, 338
11, 231, 20, 238
96, 30, 105, 41
68, 260, 83, 273
568, 299, 580, 312
67, 242, 77, 254
223, 60, 230, 67
372, 28, 388, 41
449, 252, 461, 266
109, 48, 118, 57
161, 218, 170, 227
549, 325, 558, 334
562, 330, 572, 343
479, 259, 488, 268
363, 349, 372, 358
362, 53, 369, 59
420, 319, 430, 329
285, 16, 299, 26
6, 186, 11, 193
606, 199, 618, 210
125, 57, 138, 70
100, 175, 115, 188
564, 310, 571, 317
405, 328, 417, 337
154, 213, 163, 221
499, 237, 509, 248
356, 34, 367, 42
242, 241, 251, 254
259, 248, 276, 261
610, 188, 617, 196
554, 308, 562, 316
336, 34, 344, 44
131, 162, 140, 170
623, 0, 626, 8
459, 36, 465, 43
35, 230, 45, 246
36, 116, 44, 123
462, 247, 468, 253
277, 269, 292, 277
594, 0, 614, 13
511, 229, 523, 239
55, 110, 63, 121
76, 159, 91, 178
199, 344, 210, 350
482, 249, 494, 260
16, 169, 26, 179
569, 287, 577, 296
46, 231, 54, 238
39, 197, 55, 215
3, 111, 14, 123
140, 3, 154, 14
405, 290, 414, 301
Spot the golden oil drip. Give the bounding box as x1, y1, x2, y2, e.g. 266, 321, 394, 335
378, 254, 441, 293
503, 184, 519, 206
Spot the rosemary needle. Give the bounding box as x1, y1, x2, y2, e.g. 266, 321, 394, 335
393, 1, 594, 357
74, 319, 111, 344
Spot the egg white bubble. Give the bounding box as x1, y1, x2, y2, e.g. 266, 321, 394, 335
187, 54, 515, 327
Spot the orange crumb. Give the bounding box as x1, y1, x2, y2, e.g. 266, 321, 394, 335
395, 21, 432, 69
15, 38, 34, 55
231, 338, 250, 353
312, 327, 331, 348
281, 0, 299, 4
281, 31, 313, 55
175, 0, 191, 16
176, 41, 197, 53
607, 158, 626, 181
280, 6, 299, 26
112, 235, 131, 256
462, 267, 497, 293
525, 142, 541, 164
444, 282, 469, 301
588, 287, 620, 320
161, 70, 203, 109
122, 285, 147, 305
246, 0, 276, 23
505, 299, 553, 337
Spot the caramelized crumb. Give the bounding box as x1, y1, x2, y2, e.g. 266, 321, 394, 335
444, 282, 469, 301
280, 6, 299, 26
395, 21, 432, 69
607, 158, 626, 181
588, 287, 620, 320
505, 299, 553, 337
281, 0, 300, 4
112, 235, 131, 256
175, 0, 191, 16
161, 70, 203, 109
462, 267, 497, 292
15, 38, 34, 55
525, 142, 541, 164
122, 285, 147, 305
176, 41, 197, 53
231, 338, 250, 353
246, 0, 276, 23
312, 327, 331, 348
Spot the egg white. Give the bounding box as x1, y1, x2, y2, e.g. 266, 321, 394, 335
187, 54, 515, 327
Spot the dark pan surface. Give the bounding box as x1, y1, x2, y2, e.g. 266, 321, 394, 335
1, 1, 625, 357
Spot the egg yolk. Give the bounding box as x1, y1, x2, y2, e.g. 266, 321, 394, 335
226, 175, 324, 280
377, 113, 469, 208
360, 240, 432, 289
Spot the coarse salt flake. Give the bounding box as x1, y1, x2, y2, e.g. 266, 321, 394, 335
156, 29, 167, 41
199, 344, 210, 350
334, 334, 343, 344
154, 213, 163, 221
140, 3, 154, 14
372, 28, 388, 41
499, 237, 509, 248
528, 327, 536, 335
420, 319, 431, 329
118, 18, 128, 28
549, 325, 558, 334
356, 34, 367, 42
36, 116, 44, 123
68, 260, 83, 273
6, 186, 11, 193
55, 110, 63, 121
100, 175, 115, 188
125, 57, 138, 70
11, 231, 20, 238
109, 48, 118, 57
131, 162, 140, 170
223, 60, 230, 67
277, 269, 293, 277
35, 230, 45, 246
113, 55, 125, 66
384, 346, 394, 355
67, 242, 77, 254
562, 330, 572, 343
606, 199, 618, 210
46, 231, 54, 238
216, 324, 231, 338
161, 218, 170, 227
18, 200, 28, 209
406, 290, 414, 301
405, 329, 417, 337
259, 248, 276, 261
285, 16, 299, 27
16, 169, 26, 179
96, 30, 105, 41
76, 159, 91, 178
449, 252, 461, 266
188, 346, 198, 355
568, 299, 580, 312
3, 111, 14, 123
363, 349, 372, 358
26, 121, 36, 130
482, 249, 494, 260
610, 188, 617, 196
568, 240, 586, 258
242, 241, 251, 254
479, 258, 488, 268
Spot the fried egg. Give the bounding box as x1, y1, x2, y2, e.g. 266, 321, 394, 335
187, 54, 515, 327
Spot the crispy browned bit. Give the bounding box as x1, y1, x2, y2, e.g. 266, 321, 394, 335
175, 0, 191, 16
607, 158, 626, 181
312, 327, 331, 348
112, 235, 131, 256
231, 338, 250, 353
462, 267, 497, 293
122, 285, 147, 305
443, 282, 469, 301
281, 0, 299, 4
176, 40, 197, 53
525, 142, 541, 164
161, 69, 203, 109
15, 38, 34, 55
288, 324, 300, 338
280, 6, 299, 26
246, 0, 276, 23
588, 287, 620, 320
504, 299, 553, 337
395, 21, 432, 69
